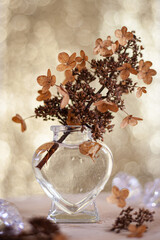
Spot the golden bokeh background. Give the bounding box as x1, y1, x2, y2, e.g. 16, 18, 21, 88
0, 0, 160, 198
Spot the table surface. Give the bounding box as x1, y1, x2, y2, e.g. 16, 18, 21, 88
10, 193, 160, 240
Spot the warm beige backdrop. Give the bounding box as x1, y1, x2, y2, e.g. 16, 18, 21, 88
0, 0, 159, 197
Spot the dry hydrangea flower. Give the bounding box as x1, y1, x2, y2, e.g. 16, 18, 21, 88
75, 50, 88, 71
111, 40, 119, 53
107, 186, 129, 208
121, 115, 143, 128
12, 114, 27, 132
57, 85, 69, 109
66, 110, 81, 125
115, 26, 133, 46
137, 60, 157, 84
94, 100, 119, 113
62, 70, 75, 85
93, 37, 113, 57
128, 224, 146, 238
79, 141, 102, 161
136, 87, 147, 98
37, 69, 56, 93
36, 90, 51, 101
35, 142, 55, 155
56, 52, 76, 71
117, 63, 137, 80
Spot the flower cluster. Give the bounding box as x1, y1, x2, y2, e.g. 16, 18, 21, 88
12, 26, 157, 168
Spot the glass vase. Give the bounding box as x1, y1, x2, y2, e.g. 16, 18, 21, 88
32, 126, 113, 223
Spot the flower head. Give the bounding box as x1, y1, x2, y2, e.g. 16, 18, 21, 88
94, 100, 119, 113
12, 114, 27, 132
93, 37, 113, 57
107, 186, 129, 208
117, 63, 137, 80
37, 69, 56, 93
75, 50, 88, 71
137, 60, 157, 84
121, 115, 143, 128
136, 87, 147, 98
115, 26, 133, 46
56, 52, 76, 71
79, 141, 102, 161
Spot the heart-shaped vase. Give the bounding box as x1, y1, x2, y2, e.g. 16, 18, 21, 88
32, 126, 113, 223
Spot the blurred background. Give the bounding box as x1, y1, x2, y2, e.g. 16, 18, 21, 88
0, 0, 159, 198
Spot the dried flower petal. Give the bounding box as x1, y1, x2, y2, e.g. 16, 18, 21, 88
137, 60, 157, 85
121, 115, 143, 128
94, 100, 118, 113
12, 114, 27, 132
115, 26, 133, 46
62, 70, 75, 85
36, 90, 51, 101
75, 50, 88, 71
117, 63, 137, 80
79, 141, 102, 161
136, 87, 147, 98
35, 142, 55, 155
56, 52, 76, 72
37, 69, 56, 93
57, 85, 69, 109
128, 224, 146, 238
107, 186, 129, 208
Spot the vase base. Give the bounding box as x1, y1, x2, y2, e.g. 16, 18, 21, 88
47, 202, 99, 223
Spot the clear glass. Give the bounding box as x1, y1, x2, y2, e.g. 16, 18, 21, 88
32, 126, 113, 223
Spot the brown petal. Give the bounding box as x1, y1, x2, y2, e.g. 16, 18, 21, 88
57, 85, 69, 109
79, 141, 102, 161
129, 68, 137, 75
137, 72, 146, 80
106, 102, 119, 112
128, 117, 138, 126
21, 120, 27, 132
68, 61, 76, 70
35, 142, 55, 155
125, 32, 133, 40
121, 26, 127, 35
50, 75, 56, 86
148, 69, 157, 76
133, 117, 143, 121
93, 46, 100, 55
58, 52, 69, 63
95, 38, 102, 46
137, 225, 147, 234
80, 50, 85, 58
75, 56, 82, 62
47, 69, 51, 77
144, 61, 152, 69
112, 186, 120, 197
36, 90, 51, 101
136, 88, 142, 98
143, 75, 152, 84
37, 76, 47, 86
120, 116, 130, 128
120, 188, 129, 199
12, 114, 22, 123
115, 29, 122, 38
42, 84, 50, 93
128, 224, 137, 233
120, 69, 130, 80
119, 37, 127, 46
117, 66, 124, 71
56, 64, 68, 72
139, 59, 144, 70
68, 52, 76, 64
117, 198, 126, 208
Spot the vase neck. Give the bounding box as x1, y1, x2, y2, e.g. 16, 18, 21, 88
50, 125, 92, 145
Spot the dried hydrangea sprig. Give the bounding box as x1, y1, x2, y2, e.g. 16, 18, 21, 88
110, 206, 155, 235
107, 186, 129, 208
12, 26, 157, 169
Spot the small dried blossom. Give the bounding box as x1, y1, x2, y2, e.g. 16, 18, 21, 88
115, 26, 133, 46
79, 141, 102, 161
93, 37, 113, 57
107, 186, 129, 208
137, 60, 157, 84
12, 114, 26, 132
136, 87, 147, 98
37, 69, 56, 93
57, 85, 69, 109
62, 70, 75, 85
127, 224, 146, 238
75, 50, 88, 71
121, 115, 143, 128
56, 52, 76, 71
117, 63, 137, 80
36, 90, 51, 101
94, 100, 119, 113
